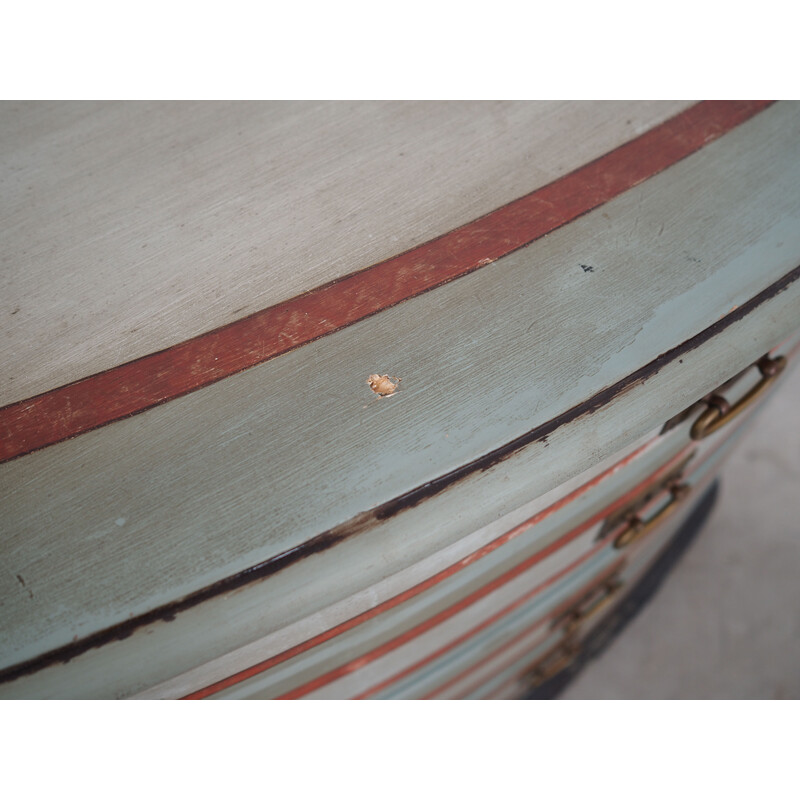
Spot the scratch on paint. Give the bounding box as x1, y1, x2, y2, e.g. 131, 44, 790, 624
16, 574, 34, 600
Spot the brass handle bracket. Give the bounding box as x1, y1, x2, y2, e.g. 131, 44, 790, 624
691, 354, 786, 440
614, 481, 691, 550
525, 639, 579, 688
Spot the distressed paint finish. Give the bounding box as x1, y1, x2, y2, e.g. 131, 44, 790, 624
4, 310, 796, 696
129, 339, 800, 699
2, 100, 694, 407
0, 101, 769, 462
1, 102, 799, 699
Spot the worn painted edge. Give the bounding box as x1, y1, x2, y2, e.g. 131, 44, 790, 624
0, 263, 797, 688
0, 100, 772, 464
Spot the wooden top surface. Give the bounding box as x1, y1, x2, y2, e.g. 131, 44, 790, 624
1, 101, 691, 406
2, 101, 799, 686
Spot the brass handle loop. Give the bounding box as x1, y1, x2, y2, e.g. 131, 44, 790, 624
561, 577, 624, 636
531, 572, 625, 688
690, 354, 786, 440
525, 640, 579, 687
613, 482, 691, 550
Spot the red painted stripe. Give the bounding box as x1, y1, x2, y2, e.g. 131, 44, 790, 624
183, 438, 655, 699
0, 101, 771, 464
278, 448, 691, 699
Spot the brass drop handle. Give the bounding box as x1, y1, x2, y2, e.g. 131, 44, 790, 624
690, 354, 786, 440
561, 577, 624, 635
613, 482, 691, 550
529, 573, 624, 687
525, 640, 579, 688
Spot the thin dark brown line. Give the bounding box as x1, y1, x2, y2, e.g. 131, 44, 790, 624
0, 101, 773, 464
1, 262, 797, 688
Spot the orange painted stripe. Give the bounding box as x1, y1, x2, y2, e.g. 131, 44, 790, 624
278, 448, 692, 699
360, 504, 670, 700
183, 437, 656, 699
0, 101, 772, 464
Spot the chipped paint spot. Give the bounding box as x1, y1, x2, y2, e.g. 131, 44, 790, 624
367, 374, 401, 396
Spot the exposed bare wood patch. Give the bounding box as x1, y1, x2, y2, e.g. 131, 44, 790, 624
367, 374, 401, 397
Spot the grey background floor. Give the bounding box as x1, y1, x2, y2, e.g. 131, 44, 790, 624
561, 359, 800, 700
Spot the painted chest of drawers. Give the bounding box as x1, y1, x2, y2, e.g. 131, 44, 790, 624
1, 100, 798, 698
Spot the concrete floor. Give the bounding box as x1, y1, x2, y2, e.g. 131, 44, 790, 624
562, 360, 800, 699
